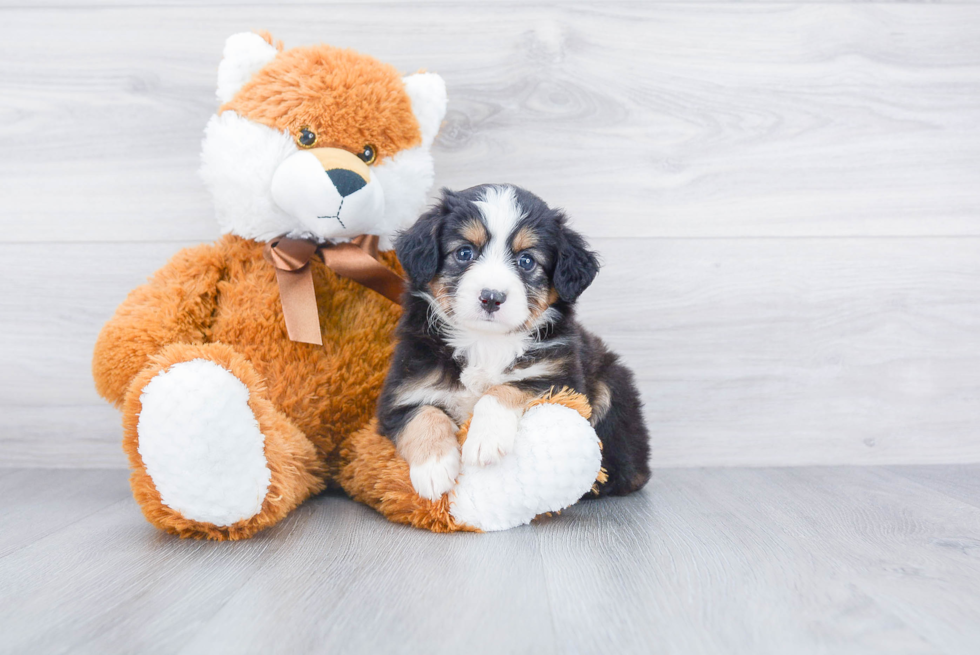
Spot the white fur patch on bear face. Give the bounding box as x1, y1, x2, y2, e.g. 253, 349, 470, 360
200, 111, 298, 242
200, 111, 439, 246
371, 145, 436, 250
204, 36, 448, 248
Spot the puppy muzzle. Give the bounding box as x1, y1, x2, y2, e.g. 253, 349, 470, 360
271, 147, 385, 239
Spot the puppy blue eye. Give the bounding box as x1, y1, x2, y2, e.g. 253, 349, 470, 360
455, 245, 474, 262
517, 253, 536, 271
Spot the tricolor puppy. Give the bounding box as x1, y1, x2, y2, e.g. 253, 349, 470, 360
377, 184, 651, 501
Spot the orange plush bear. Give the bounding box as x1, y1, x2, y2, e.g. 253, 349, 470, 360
93, 33, 602, 540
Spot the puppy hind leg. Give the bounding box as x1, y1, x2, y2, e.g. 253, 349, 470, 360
586, 365, 652, 499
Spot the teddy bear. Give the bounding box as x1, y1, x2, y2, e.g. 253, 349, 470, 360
92, 32, 603, 540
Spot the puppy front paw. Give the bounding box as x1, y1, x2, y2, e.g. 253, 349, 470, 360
462, 395, 522, 467
409, 448, 461, 501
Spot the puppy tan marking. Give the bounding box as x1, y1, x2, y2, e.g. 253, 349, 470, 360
589, 381, 612, 426
511, 225, 538, 253
397, 406, 460, 500
460, 218, 488, 248
522, 286, 559, 329
484, 383, 534, 410
429, 280, 453, 315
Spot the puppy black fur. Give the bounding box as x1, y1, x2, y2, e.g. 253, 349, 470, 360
379, 184, 651, 497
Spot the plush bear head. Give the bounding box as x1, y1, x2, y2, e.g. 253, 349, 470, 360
200, 32, 447, 249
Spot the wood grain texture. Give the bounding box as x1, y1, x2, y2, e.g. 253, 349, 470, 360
540, 466, 980, 654
1, 2, 979, 468
586, 237, 980, 467
0, 4, 978, 242
3, 237, 980, 468
3, 466, 980, 654
886, 464, 980, 510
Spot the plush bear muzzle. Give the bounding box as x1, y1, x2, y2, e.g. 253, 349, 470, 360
271, 147, 385, 238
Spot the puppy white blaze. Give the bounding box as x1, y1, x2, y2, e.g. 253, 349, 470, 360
475, 186, 523, 241
454, 186, 530, 334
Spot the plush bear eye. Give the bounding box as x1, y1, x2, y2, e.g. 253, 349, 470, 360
517, 252, 536, 271
357, 144, 377, 165
297, 127, 317, 148
455, 245, 474, 263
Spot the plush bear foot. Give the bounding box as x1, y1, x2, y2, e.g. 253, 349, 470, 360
123, 343, 325, 540
138, 359, 273, 526
448, 394, 602, 532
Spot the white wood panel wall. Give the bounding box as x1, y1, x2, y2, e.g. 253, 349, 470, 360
1, 3, 978, 467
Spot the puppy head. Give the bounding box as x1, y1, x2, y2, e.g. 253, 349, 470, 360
396, 184, 599, 334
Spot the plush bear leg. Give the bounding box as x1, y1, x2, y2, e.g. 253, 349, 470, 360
448, 389, 603, 531
122, 343, 326, 540
336, 389, 602, 533
335, 421, 477, 533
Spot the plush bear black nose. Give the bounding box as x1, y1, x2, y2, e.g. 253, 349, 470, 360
326, 168, 367, 197
479, 289, 507, 313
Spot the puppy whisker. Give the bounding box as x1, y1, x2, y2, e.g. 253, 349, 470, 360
415, 289, 460, 341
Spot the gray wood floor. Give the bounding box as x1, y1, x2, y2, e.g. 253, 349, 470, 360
2, 4, 978, 652
2, 466, 980, 655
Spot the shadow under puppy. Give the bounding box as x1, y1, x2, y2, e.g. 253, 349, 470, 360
378, 184, 651, 501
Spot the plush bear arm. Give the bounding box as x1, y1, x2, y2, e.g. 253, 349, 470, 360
337, 388, 601, 533
92, 243, 227, 407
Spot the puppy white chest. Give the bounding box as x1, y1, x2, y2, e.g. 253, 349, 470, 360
454, 332, 528, 394
449, 366, 502, 425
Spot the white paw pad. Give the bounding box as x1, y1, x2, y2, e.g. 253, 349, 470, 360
410, 448, 461, 501
450, 403, 602, 532
137, 359, 272, 526
461, 395, 521, 466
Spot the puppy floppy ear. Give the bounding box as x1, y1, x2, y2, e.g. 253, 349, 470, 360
396, 190, 454, 287
553, 220, 600, 303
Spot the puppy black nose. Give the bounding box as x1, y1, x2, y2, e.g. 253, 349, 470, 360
479, 289, 507, 313
326, 168, 367, 197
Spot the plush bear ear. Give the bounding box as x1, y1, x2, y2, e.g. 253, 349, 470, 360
402, 72, 448, 148
553, 218, 600, 303
395, 189, 456, 287
216, 32, 280, 104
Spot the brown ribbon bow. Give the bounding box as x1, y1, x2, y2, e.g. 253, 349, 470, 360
263, 234, 405, 345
